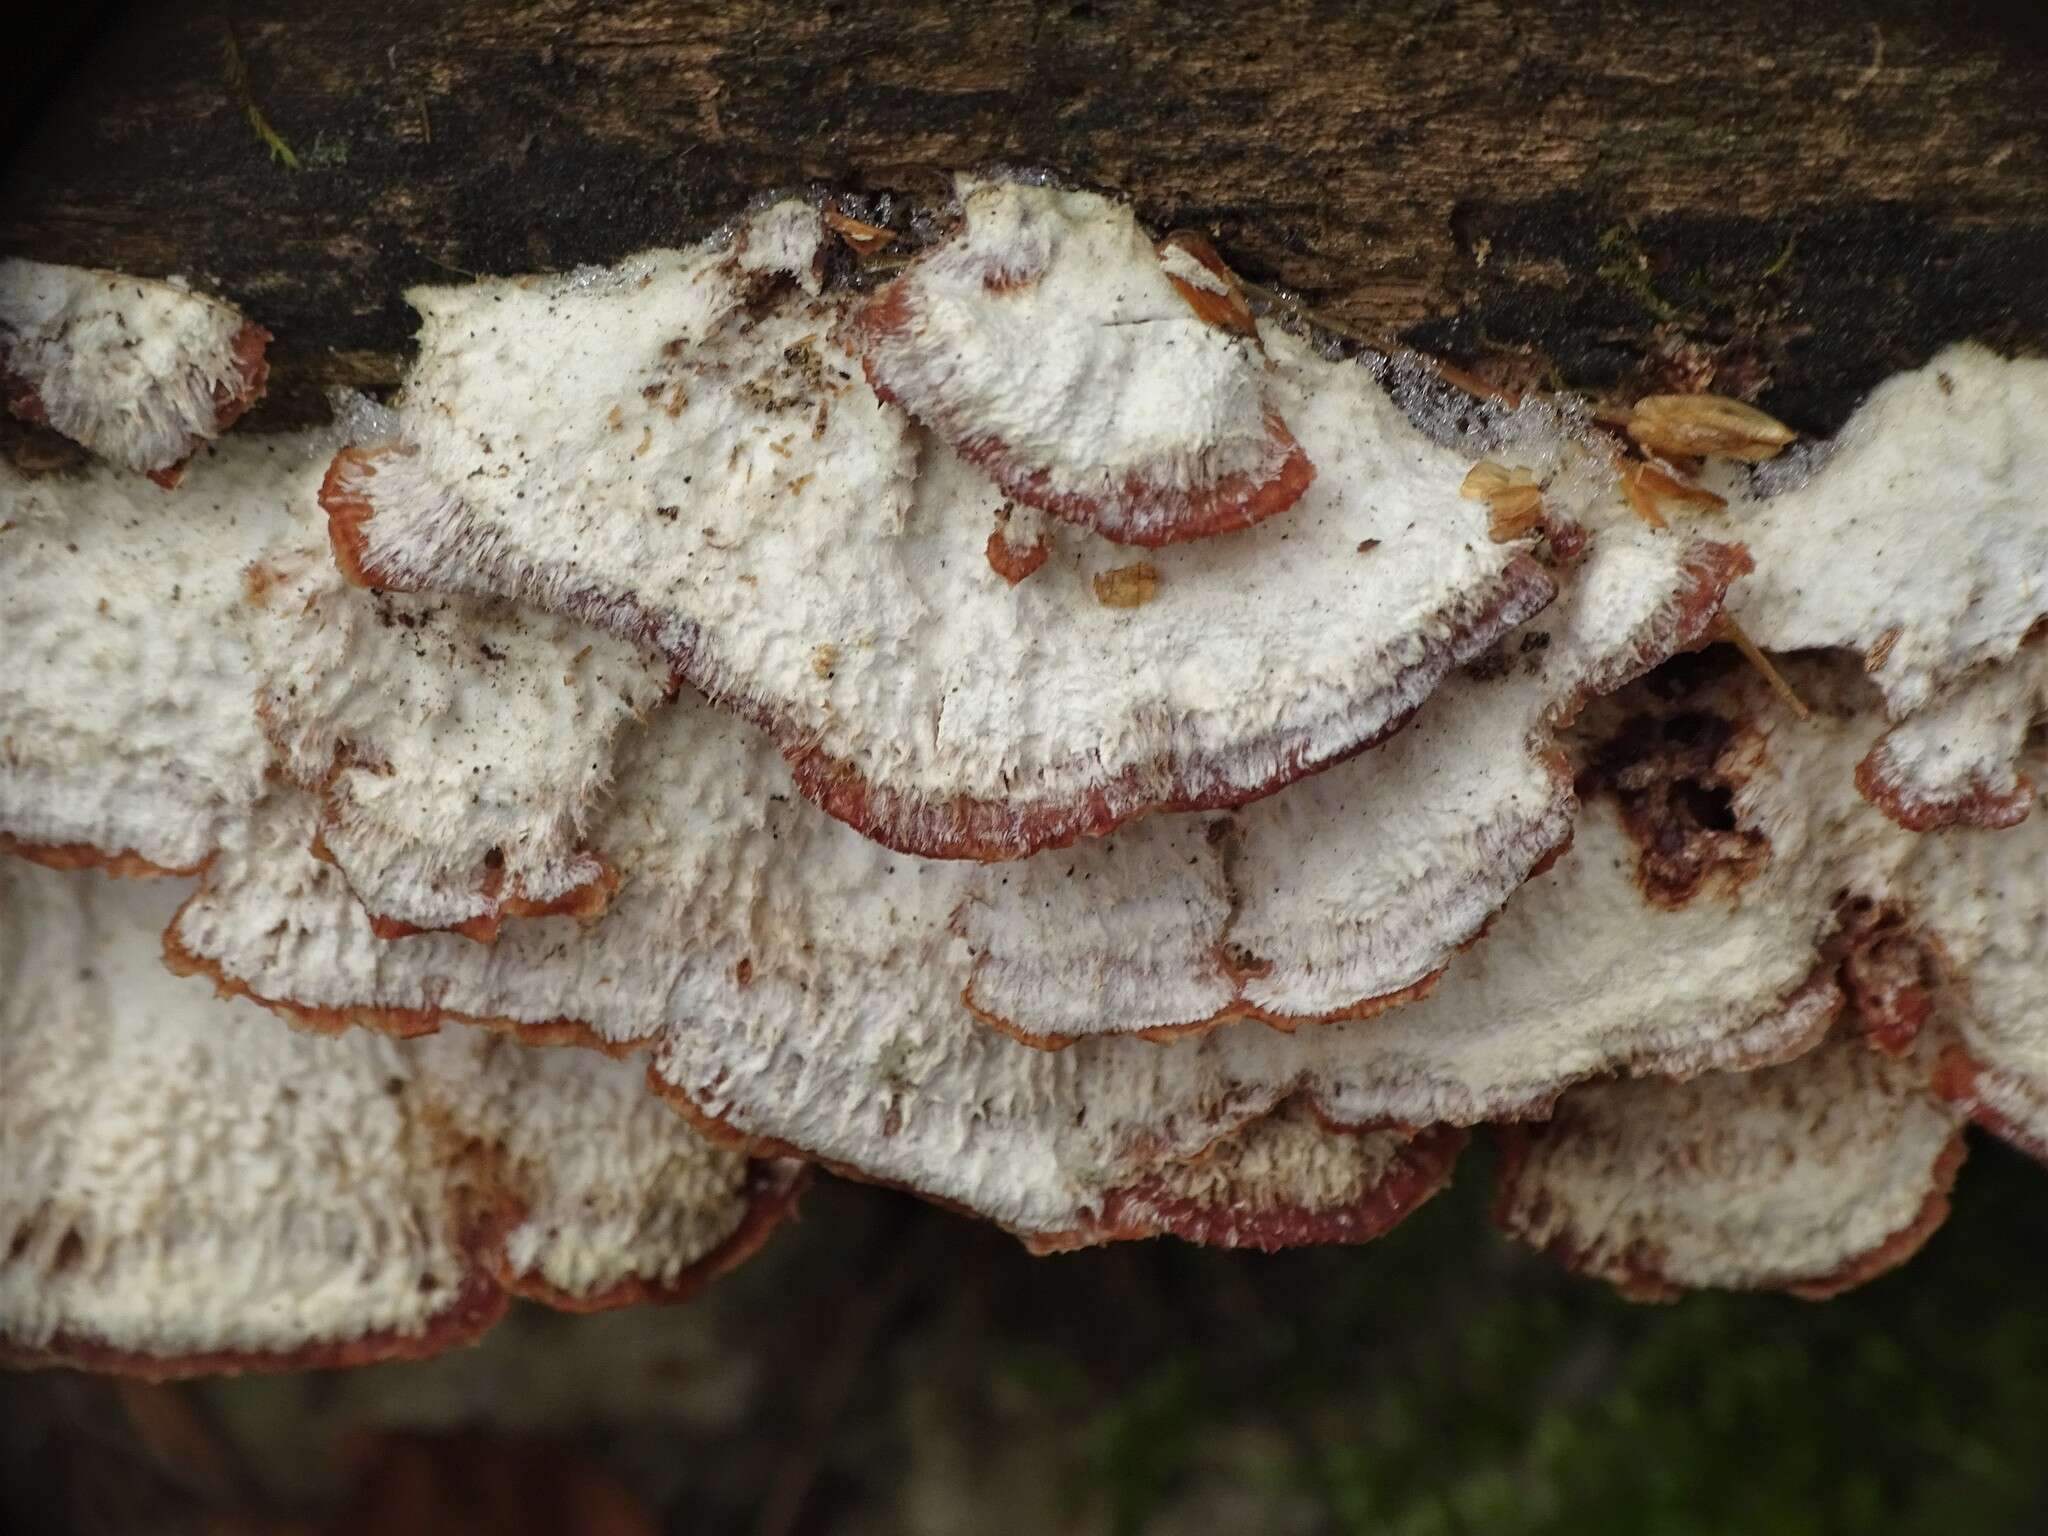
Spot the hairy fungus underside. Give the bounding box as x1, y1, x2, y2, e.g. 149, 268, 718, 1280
0, 260, 268, 481
1495, 1032, 1965, 1299
164, 654, 1996, 1250
0, 862, 802, 1378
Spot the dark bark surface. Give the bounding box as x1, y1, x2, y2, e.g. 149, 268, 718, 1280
3, 1, 2044, 428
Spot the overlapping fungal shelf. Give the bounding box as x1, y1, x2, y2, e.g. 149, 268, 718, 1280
3, 177, 2045, 1374
0, 260, 270, 483
0, 861, 803, 1379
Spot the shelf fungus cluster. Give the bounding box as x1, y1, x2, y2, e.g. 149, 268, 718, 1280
2, 182, 2043, 1375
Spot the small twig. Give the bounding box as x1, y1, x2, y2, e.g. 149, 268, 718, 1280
1237, 277, 1388, 354
1716, 614, 1813, 719
221, 25, 299, 170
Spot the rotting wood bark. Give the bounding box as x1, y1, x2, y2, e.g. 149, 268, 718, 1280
2, 1, 2044, 428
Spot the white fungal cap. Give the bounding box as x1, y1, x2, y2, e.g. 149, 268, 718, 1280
321, 204, 1554, 859
957, 515, 1750, 1040
0, 431, 671, 940
0, 861, 801, 1378
1722, 343, 2048, 830
1035, 1103, 1465, 1254
0, 436, 314, 873
0, 261, 269, 481
1895, 761, 2048, 1156
853, 177, 1312, 545
1494, 1032, 1965, 1299
250, 542, 671, 940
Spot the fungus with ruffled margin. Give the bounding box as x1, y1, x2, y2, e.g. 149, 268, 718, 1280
852, 177, 1314, 545
0, 431, 668, 940
0, 861, 803, 1379
317, 196, 1557, 860
1720, 344, 2048, 831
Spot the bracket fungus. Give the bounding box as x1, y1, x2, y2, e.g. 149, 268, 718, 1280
7, 200, 2046, 1316
956, 514, 1750, 1041
318, 197, 1556, 860
1494, 1030, 1966, 1300
250, 537, 671, 940
0, 431, 670, 940
162, 654, 1924, 1249
0, 861, 803, 1378
0, 260, 269, 483
1722, 344, 2048, 831
852, 177, 1313, 544
0, 437, 315, 875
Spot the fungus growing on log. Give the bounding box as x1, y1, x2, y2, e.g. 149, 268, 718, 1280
0, 862, 802, 1378
956, 515, 1751, 1041
0, 260, 269, 483
1722, 344, 2048, 830
1494, 1031, 1965, 1299
320, 200, 1554, 859
852, 177, 1313, 544
161, 653, 1919, 1248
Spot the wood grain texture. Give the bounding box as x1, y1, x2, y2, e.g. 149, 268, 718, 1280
2, 1, 2043, 427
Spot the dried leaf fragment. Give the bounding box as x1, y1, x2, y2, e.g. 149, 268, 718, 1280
1091, 561, 1159, 609
1155, 232, 1260, 340
985, 523, 1050, 585
822, 205, 896, 255
1617, 458, 1727, 529
1461, 459, 1546, 540
1628, 392, 1796, 461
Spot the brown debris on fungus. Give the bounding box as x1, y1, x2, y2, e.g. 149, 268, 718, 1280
318, 202, 1557, 861
1626, 392, 1796, 463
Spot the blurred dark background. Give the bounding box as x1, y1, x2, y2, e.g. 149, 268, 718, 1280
6, 1139, 2048, 1534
